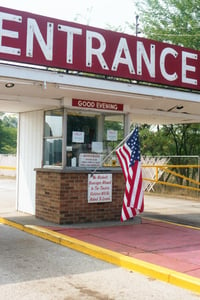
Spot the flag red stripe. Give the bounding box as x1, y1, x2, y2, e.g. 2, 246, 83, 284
116, 144, 131, 179
128, 162, 143, 209
116, 128, 144, 222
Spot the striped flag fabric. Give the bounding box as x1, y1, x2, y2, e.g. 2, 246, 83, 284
116, 127, 144, 221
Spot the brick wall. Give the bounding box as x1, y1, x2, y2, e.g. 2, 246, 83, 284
35, 170, 125, 224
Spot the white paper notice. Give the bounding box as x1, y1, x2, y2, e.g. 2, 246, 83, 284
92, 141, 103, 153
79, 153, 103, 167
107, 130, 118, 141
72, 131, 85, 143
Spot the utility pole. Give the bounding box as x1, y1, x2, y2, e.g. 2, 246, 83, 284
136, 15, 140, 36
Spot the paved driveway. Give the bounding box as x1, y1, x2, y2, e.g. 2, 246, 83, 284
1, 224, 199, 300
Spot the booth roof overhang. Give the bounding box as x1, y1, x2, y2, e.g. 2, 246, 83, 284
0, 62, 200, 125
0, 5, 200, 125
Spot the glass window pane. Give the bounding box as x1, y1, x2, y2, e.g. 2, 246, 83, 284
66, 113, 98, 167
103, 114, 124, 166
104, 114, 124, 144
44, 109, 63, 137
66, 111, 124, 168
43, 138, 62, 166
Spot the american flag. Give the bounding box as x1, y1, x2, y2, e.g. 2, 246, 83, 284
116, 127, 144, 221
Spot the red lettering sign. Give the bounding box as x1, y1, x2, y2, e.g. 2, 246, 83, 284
72, 99, 123, 111
0, 6, 199, 90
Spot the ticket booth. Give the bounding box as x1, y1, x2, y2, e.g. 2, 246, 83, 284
1, 6, 200, 224
36, 103, 128, 223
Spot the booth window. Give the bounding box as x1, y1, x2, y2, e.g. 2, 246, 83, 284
43, 109, 63, 167
43, 108, 125, 168
66, 111, 124, 168
66, 112, 98, 167
103, 114, 124, 166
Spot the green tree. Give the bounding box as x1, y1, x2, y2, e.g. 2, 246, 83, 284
140, 123, 200, 157
162, 124, 200, 156
139, 123, 200, 186
140, 125, 171, 156
2, 114, 18, 128
0, 114, 17, 154
135, 0, 200, 49
134, 0, 200, 161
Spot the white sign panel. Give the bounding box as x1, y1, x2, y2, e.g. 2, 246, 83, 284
107, 130, 118, 141
92, 141, 103, 153
88, 174, 112, 203
79, 153, 103, 167
72, 131, 85, 143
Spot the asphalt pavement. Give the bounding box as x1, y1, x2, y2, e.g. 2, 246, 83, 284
1, 223, 200, 300
1, 178, 200, 298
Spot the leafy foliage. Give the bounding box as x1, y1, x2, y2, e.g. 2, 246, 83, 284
133, 1, 200, 158
139, 124, 200, 157
0, 114, 17, 154
135, 0, 200, 49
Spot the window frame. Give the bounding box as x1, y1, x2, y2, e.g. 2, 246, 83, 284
43, 108, 129, 169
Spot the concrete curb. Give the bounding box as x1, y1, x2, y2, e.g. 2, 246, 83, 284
0, 216, 200, 294
143, 216, 200, 231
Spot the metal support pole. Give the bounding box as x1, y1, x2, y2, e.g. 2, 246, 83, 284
136, 15, 140, 36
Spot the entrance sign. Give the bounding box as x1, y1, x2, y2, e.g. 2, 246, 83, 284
88, 173, 112, 203
0, 6, 200, 91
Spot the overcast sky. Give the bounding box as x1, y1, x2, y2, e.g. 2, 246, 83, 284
1, 0, 137, 34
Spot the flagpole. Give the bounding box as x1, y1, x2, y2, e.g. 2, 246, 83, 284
91, 127, 136, 176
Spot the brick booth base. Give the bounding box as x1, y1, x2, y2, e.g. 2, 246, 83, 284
35, 169, 125, 224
